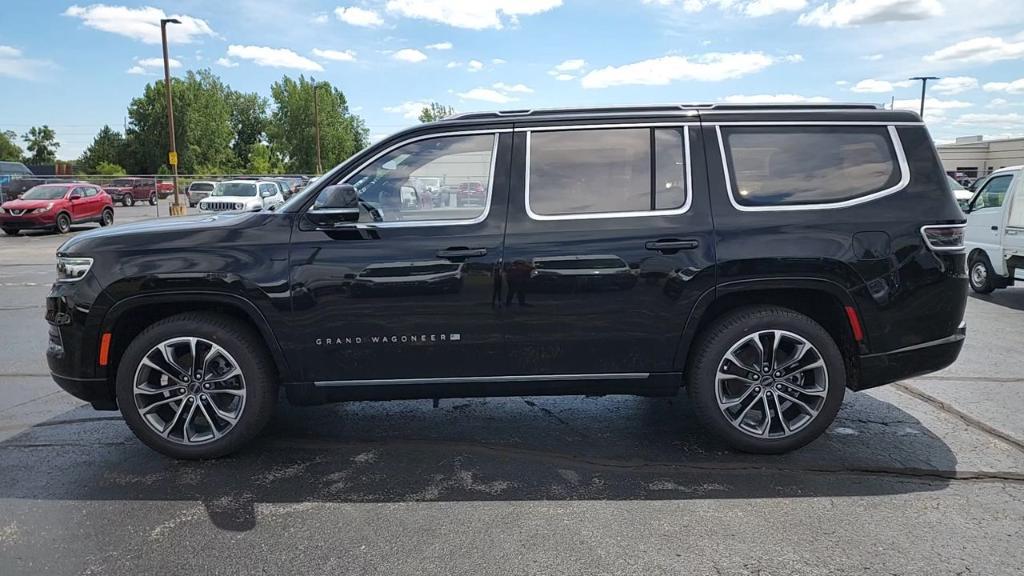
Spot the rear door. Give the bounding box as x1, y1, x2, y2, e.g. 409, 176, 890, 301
500, 121, 716, 376
286, 129, 512, 384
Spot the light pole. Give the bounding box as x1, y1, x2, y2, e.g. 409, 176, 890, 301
909, 76, 940, 119
160, 18, 185, 216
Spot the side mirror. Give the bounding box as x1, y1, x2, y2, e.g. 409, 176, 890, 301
307, 184, 360, 227
261, 188, 275, 198
69, 194, 82, 201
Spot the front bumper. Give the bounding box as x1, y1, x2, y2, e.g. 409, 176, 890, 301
0, 212, 57, 229
46, 284, 117, 410
853, 321, 966, 390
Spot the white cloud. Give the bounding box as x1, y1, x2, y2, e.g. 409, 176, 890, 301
925, 36, 1024, 64
385, 0, 563, 30
493, 82, 533, 93
984, 79, 1024, 94
553, 58, 586, 72
850, 78, 914, 93
312, 48, 357, 62
553, 73, 574, 81
63, 4, 216, 44
723, 94, 832, 103
457, 87, 516, 103
798, 0, 943, 28
931, 76, 978, 95
136, 57, 181, 68
864, 53, 884, 61
216, 57, 238, 68
0, 45, 56, 81
393, 48, 428, 63
334, 6, 384, 27
954, 113, 1024, 127
426, 41, 453, 50
125, 65, 147, 75
648, 0, 807, 17
446, 61, 460, 68
312, 14, 329, 24
743, 0, 808, 17
835, 80, 850, 86
784, 54, 804, 63
227, 45, 324, 71
492, 58, 507, 64
987, 98, 1009, 107
384, 101, 430, 119
580, 52, 775, 89
467, 59, 484, 71
892, 97, 972, 112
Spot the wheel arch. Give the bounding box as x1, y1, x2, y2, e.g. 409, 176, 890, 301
100, 292, 292, 393
675, 279, 863, 390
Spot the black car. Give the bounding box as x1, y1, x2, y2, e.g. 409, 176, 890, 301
46, 103, 967, 459
1, 177, 62, 201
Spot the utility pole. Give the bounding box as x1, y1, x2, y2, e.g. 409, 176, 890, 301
909, 76, 940, 118
160, 18, 184, 216
312, 78, 323, 174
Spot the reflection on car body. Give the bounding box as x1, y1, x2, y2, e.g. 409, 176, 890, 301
529, 255, 637, 292
350, 260, 464, 297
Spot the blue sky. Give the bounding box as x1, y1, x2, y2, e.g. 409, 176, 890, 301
2, 0, 1024, 159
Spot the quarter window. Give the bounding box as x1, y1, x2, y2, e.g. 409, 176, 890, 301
337, 133, 496, 224
722, 126, 902, 207
527, 127, 689, 218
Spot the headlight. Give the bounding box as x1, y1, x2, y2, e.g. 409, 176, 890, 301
236, 203, 244, 210
31, 203, 54, 214
56, 256, 94, 283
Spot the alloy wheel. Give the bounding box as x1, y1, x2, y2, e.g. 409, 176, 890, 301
132, 337, 247, 445
715, 329, 829, 439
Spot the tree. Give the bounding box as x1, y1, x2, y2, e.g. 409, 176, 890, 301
246, 143, 281, 174
267, 75, 368, 173
419, 102, 455, 123
22, 125, 59, 164
228, 91, 268, 169
77, 125, 127, 173
93, 161, 126, 175
0, 130, 22, 162
124, 69, 235, 174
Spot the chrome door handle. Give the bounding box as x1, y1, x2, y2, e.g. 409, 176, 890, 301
436, 248, 487, 258
645, 239, 699, 253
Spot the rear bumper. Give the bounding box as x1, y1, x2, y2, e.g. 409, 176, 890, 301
853, 321, 966, 391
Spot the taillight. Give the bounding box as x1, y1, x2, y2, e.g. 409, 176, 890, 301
921, 224, 966, 252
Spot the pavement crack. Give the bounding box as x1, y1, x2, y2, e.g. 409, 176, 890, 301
894, 383, 1024, 454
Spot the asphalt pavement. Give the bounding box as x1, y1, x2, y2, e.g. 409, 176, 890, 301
1, 205, 1023, 575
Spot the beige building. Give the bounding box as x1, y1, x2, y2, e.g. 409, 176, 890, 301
936, 135, 1024, 181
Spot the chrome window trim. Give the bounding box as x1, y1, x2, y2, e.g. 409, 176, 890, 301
315, 372, 651, 387
329, 129, 506, 229
920, 223, 967, 253
523, 123, 694, 221
706, 120, 925, 126
717, 124, 911, 212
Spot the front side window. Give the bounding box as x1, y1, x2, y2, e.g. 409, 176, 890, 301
527, 127, 689, 218
970, 175, 1012, 211
336, 133, 496, 224
722, 126, 902, 208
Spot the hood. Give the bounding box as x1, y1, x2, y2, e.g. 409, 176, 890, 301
200, 195, 262, 204
2, 198, 60, 210
104, 186, 131, 191
57, 211, 261, 254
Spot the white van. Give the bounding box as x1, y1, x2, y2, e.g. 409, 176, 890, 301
965, 165, 1024, 293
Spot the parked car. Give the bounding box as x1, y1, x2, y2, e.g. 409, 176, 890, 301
1, 182, 113, 235
964, 165, 1024, 293
456, 181, 486, 206
185, 181, 218, 207
103, 178, 162, 207
46, 103, 966, 459
947, 175, 973, 209
0, 177, 63, 201
196, 179, 285, 213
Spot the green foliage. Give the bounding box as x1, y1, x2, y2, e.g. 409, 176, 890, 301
77, 125, 127, 173
93, 161, 126, 175
246, 143, 282, 175
419, 102, 456, 123
267, 75, 369, 174
22, 125, 59, 164
228, 91, 268, 169
0, 130, 23, 162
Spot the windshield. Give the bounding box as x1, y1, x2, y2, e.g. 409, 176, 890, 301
110, 178, 135, 187
22, 185, 68, 200
190, 182, 216, 192
213, 182, 257, 197
946, 175, 965, 190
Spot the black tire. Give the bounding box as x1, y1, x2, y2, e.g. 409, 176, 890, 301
55, 213, 72, 234
115, 313, 278, 459
2, 227, 18, 236
125, 194, 135, 207
969, 253, 996, 294
149, 193, 157, 206
99, 207, 114, 227
686, 306, 846, 454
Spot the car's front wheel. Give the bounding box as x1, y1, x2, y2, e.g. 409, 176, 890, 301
115, 313, 278, 459
55, 213, 72, 234
125, 195, 135, 207
687, 306, 846, 454
99, 207, 114, 227
969, 254, 995, 294
2, 227, 18, 236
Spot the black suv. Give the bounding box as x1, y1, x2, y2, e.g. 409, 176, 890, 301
46, 104, 968, 458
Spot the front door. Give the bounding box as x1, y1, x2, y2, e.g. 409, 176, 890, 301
287, 130, 512, 384
966, 172, 1015, 275
500, 123, 716, 376
69, 186, 92, 221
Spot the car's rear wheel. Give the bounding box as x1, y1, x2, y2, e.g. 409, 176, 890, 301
55, 213, 72, 234
687, 306, 845, 454
149, 193, 157, 206
99, 207, 114, 227
2, 227, 18, 236
969, 254, 995, 294
115, 313, 278, 459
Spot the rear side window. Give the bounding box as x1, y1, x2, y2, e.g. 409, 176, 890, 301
721, 126, 903, 208
527, 127, 689, 219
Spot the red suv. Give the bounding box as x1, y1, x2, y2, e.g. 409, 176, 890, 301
0, 183, 114, 235
103, 178, 173, 207
456, 181, 486, 206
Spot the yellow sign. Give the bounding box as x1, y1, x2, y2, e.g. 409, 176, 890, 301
168, 151, 178, 166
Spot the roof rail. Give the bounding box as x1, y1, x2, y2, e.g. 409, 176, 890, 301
442, 103, 883, 122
